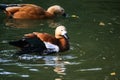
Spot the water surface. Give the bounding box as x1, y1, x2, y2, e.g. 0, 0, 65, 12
0, 0, 120, 80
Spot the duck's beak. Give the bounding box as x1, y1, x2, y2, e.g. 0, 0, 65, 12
61, 31, 69, 39
63, 33, 69, 39
62, 13, 67, 17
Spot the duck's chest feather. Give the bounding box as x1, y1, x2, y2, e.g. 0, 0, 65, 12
57, 38, 69, 52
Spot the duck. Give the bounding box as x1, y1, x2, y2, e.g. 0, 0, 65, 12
0, 4, 66, 19
9, 26, 70, 55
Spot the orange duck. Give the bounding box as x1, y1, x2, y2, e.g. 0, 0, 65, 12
9, 26, 70, 55
0, 4, 66, 19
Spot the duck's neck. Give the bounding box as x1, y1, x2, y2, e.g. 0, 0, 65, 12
45, 6, 55, 18
57, 37, 69, 52
44, 12, 54, 18
47, 7, 54, 15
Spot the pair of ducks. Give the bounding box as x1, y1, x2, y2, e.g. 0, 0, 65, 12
0, 4, 70, 55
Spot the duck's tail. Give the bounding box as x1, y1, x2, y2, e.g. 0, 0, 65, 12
9, 37, 47, 55
0, 4, 19, 10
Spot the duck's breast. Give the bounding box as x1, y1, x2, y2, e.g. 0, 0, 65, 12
58, 38, 70, 52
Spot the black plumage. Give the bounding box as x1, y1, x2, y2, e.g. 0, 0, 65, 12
9, 37, 47, 55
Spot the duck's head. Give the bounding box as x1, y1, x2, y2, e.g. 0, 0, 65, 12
55, 26, 69, 39
47, 5, 66, 17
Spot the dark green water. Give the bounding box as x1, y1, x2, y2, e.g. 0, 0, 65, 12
0, 0, 120, 80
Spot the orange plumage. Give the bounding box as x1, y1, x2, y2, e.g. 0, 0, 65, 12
24, 26, 69, 52
0, 4, 66, 19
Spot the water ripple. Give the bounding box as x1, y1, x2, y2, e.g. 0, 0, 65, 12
78, 68, 102, 72
0, 71, 17, 75
0, 58, 13, 63
20, 75, 30, 77
29, 69, 39, 72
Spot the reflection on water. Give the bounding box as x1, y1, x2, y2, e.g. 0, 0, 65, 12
0, 51, 78, 79
4, 18, 63, 28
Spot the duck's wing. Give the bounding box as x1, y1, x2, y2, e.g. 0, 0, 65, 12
9, 37, 47, 55
43, 42, 59, 54
0, 4, 20, 10
33, 32, 58, 44
0, 4, 43, 18
24, 32, 59, 54
0, 4, 22, 17
0, 4, 32, 10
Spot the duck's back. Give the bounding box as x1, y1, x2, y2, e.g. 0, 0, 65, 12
13, 5, 46, 19
35, 33, 58, 44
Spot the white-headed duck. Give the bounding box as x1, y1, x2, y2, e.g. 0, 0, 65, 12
0, 4, 66, 19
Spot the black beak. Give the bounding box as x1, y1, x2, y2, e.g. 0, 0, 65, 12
62, 13, 67, 17
63, 34, 69, 39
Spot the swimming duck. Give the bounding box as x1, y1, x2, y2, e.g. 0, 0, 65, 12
0, 4, 66, 19
9, 26, 69, 55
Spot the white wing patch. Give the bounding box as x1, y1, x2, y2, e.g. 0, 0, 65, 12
44, 42, 59, 53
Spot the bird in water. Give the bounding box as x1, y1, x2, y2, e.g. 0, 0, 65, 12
0, 4, 66, 19
9, 26, 70, 55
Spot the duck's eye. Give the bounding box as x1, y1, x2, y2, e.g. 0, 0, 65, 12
61, 9, 64, 12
